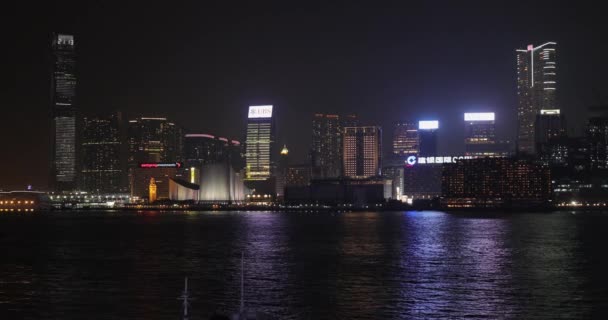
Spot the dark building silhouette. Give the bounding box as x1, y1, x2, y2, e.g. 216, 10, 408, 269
311, 114, 342, 178
418, 121, 439, 157
79, 112, 126, 193
392, 121, 419, 156
50, 33, 77, 191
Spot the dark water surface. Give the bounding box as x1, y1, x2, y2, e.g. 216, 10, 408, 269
1, 210, 608, 319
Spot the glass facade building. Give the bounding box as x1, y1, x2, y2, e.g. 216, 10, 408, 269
51, 33, 77, 191
343, 126, 382, 178
516, 42, 557, 154
80, 112, 126, 193
245, 106, 275, 181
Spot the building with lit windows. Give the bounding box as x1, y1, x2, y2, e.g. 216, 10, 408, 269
516, 42, 557, 154
442, 157, 552, 208
80, 112, 126, 193
245, 106, 275, 181
127, 117, 184, 192
343, 126, 382, 178
50, 33, 78, 191
418, 120, 439, 157
0, 192, 52, 212
587, 106, 608, 170
464, 113, 497, 156
392, 121, 419, 155
311, 114, 343, 178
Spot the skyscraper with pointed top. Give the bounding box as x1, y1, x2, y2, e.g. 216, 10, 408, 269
516, 42, 557, 154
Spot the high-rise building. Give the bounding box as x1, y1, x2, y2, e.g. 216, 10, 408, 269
245, 105, 275, 181
587, 106, 608, 170
442, 157, 552, 208
127, 117, 183, 193
516, 42, 557, 154
50, 33, 77, 191
535, 109, 566, 146
79, 112, 126, 193
418, 120, 439, 157
311, 114, 342, 178
128, 117, 183, 165
464, 112, 497, 156
343, 126, 382, 178
275, 145, 289, 197
392, 122, 419, 155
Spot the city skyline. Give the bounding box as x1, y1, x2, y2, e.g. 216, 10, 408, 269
5, 2, 608, 190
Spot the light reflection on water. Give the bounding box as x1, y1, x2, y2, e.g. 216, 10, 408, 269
0, 210, 607, 319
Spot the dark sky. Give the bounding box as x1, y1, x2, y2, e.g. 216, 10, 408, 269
5, 1, 608, 190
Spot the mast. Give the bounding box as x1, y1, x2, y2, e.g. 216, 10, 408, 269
240, 251, 244, 313
180, 277, 190, 320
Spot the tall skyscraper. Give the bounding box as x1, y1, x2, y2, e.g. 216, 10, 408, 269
50, 33, 77, 191
245, 105, 275, 181
311, 114, 342, 178
80, 112, 126, 193
418, 120, 439, 157
276, 145, 289, 197
516, 42, 557, 154
343, 126, 382, 178
464, 113, 496, 156
392, 121, 419, 155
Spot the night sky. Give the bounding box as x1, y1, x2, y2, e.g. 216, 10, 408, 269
6, 1, 608, 190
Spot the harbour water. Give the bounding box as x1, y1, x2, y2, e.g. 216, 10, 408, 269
1, 210, 608, 319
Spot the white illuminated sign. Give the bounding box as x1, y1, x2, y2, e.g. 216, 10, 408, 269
404, 155, 478, 167
540, 109, 560, 115
248, 105, 273, 118
418, 120, 439, 130
464, 112, 495, 121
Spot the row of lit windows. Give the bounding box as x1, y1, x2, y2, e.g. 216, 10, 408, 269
0, 200, 35, 205
0, 208, 35, 212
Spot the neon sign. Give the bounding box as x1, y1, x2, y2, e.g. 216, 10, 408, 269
139, 162, 183, 169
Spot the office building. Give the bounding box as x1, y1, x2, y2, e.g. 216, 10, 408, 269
276, 145, 289, 197
464, 112, 497, 156
128, 117, 184, 164
245, 105, 275, 181
80, 112, 126, 193
442, 157, 551, 208
587, 106, 608, 170
311, 114, 342, 178
50, 33, 78, 191
343, 126, 382, 178
286, 164, 312, 187
418, 120, 439, 157
516, 42, 557, 154
392, 122, 419, 155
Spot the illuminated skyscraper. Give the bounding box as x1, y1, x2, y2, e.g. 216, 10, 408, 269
418, 120, 439, 157
343, 126, 382, 178
50, 33, 77, 191
311, 114, 342, 178
392, 121, 419, 155
245, 105, 275, 181
80, 112, 126, 193
464, 113, 496, 156
516, 42, 557, 154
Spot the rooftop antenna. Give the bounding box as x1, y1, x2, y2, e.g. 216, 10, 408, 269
180, 277, 190, 320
